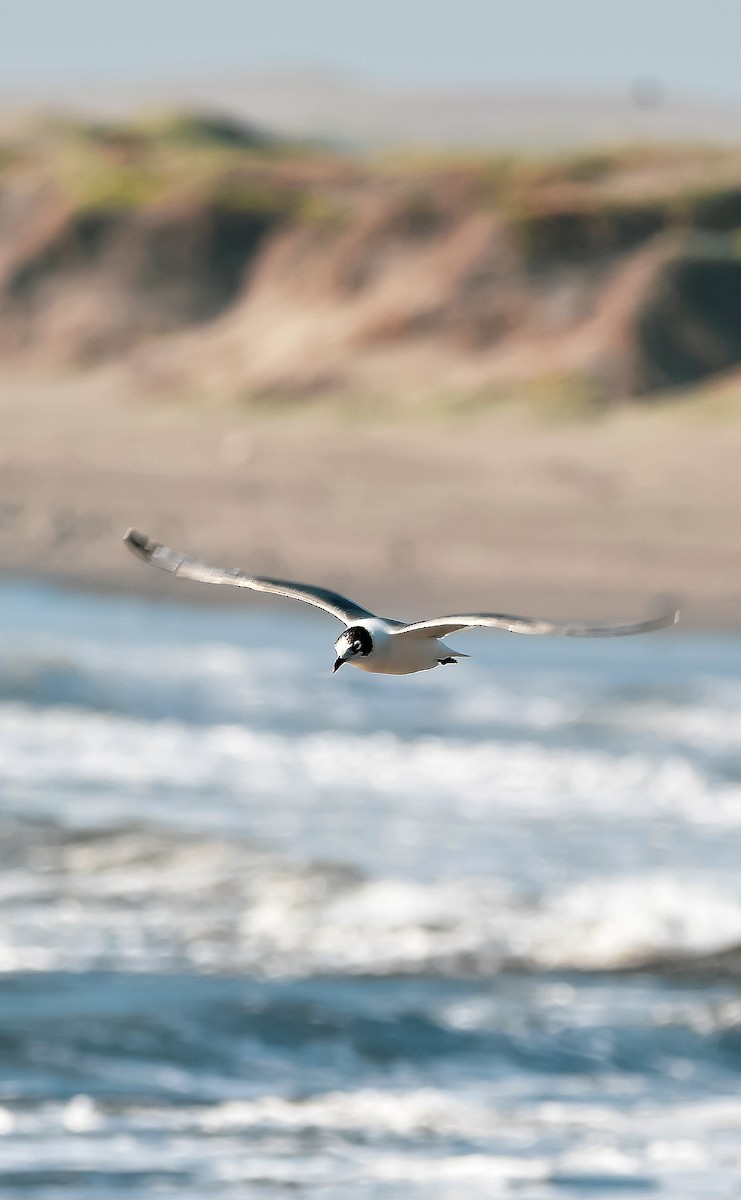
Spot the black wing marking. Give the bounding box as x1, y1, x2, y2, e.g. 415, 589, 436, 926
124, 529, 375, 625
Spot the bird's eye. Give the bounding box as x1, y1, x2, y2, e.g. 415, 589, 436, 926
353, 641, 362, 652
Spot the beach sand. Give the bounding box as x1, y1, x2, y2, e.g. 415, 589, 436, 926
1, 370, 740, 629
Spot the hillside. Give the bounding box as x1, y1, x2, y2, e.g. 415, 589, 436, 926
2, 112, 741, 406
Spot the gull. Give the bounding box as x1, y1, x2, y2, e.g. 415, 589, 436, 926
124, 529, 679, 676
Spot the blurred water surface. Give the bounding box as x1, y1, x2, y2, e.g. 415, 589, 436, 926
0, 581, 740, 1197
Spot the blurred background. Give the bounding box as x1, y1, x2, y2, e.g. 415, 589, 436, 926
1, 2, 741, 1197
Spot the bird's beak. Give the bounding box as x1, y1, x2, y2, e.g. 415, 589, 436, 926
332, 656, 345, 673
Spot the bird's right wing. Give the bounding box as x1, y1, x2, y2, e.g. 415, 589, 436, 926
124, 529, 375, 625
391, 608, 680, 640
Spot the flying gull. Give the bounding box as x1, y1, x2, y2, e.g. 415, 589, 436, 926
124, 529, 679, 676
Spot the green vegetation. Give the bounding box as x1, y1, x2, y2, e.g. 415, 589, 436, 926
0, 109, 342, 219
132, 110, 276, 151
1, 113, 741, 242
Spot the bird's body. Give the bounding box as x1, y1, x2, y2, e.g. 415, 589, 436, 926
334, 617, 466, 675
123, 529, 679, 676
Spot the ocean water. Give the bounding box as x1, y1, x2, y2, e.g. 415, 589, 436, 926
0, 581, 740, 1197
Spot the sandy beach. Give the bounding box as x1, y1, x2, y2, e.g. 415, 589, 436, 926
0, 370, 739, 629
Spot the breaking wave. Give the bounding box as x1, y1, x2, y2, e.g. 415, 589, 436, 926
2, 819, 741, 976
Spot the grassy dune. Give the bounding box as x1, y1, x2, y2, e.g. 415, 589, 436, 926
1, 113, 741, 407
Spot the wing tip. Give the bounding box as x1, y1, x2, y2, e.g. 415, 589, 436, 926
123, 528, 155, 562
656, 599, 681, 629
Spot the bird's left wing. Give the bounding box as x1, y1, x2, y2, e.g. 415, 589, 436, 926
124, 529, 375, 625
391, 607, 680, 640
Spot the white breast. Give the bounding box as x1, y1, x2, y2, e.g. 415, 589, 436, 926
348, 621, 448, 675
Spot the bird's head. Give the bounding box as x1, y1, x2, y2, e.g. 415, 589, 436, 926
333, 625, 373, 672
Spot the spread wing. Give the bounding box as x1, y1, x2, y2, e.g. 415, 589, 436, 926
391, 608, 680, 640
123, 529, 375, 625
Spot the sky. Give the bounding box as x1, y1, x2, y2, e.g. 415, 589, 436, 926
2, 0, 741, 101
